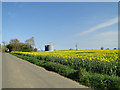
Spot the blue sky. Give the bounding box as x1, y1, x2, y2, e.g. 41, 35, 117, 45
2, 2, 118, 50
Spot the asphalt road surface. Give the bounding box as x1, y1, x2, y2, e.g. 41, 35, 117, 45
2, 53, 89, 88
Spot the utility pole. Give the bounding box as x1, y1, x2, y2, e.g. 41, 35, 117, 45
75, 42, 78, 50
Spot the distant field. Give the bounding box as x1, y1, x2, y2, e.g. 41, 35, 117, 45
11, 50, 120, 89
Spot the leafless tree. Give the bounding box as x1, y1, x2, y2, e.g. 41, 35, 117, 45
25, 37, 35, 48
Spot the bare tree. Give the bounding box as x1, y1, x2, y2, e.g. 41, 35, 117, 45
25, 40, 29, 45
25, 37, 35, 48
30, 37, 35, 48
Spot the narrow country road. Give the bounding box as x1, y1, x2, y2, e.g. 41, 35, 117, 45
2, 53, 89, 88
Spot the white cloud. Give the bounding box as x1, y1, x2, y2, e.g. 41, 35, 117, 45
85, 31, 118, 48
75, 17, 118, 36
94, 31, 118, 38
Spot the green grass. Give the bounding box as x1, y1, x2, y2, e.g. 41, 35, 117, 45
11, 53, 120, 89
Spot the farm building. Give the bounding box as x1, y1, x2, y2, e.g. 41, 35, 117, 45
45, 44, 54, 51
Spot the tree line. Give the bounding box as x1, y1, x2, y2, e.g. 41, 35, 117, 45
2, 37, 37, 52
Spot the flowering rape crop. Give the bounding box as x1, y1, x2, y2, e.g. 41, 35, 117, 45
12, 50, 119, 76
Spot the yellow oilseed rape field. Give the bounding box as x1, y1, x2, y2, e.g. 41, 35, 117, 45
12, 50, 119, 76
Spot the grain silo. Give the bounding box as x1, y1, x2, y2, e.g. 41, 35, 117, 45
45, 44, 54, 51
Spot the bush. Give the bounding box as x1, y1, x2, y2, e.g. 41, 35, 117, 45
34, 48, 37, 52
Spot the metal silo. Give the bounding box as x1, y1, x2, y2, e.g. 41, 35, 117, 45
45, 44, 54, 51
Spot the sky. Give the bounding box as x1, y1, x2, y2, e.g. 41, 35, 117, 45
2, 2, 118, 50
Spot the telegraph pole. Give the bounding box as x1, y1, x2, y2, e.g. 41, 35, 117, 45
75, 43, 78, 50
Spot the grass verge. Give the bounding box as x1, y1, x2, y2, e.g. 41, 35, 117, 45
11, 53, 120, 89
